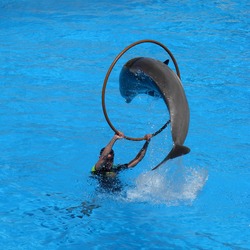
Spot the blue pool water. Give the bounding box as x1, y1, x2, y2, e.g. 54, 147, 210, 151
0, 0, 249, 249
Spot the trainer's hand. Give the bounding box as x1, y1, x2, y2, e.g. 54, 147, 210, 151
114, 131, 124, 140
144, 134, 152, 141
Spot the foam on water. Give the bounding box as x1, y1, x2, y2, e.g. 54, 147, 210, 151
126, 161, 208, 206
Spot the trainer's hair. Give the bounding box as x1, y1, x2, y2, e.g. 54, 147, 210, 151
100, 148, 114, 156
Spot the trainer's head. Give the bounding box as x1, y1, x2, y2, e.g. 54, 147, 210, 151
100, 148, 114, 160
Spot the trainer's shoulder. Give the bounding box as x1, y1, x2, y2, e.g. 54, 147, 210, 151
113, 164, 128, 171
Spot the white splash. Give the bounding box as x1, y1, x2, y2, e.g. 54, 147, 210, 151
126, 164, 208, 206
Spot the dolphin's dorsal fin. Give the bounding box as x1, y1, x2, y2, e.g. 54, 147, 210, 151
163, 59, 169, 65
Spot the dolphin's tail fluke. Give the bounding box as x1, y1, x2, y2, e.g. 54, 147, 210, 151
151, 144, 190, 171
167, 144, 190, 160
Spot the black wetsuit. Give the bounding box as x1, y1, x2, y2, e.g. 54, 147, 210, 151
91, 164, 128, 193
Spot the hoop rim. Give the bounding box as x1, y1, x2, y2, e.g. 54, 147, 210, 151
102, 39, 180, 141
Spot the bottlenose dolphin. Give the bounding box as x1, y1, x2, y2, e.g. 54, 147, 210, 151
119, 57, 190, 170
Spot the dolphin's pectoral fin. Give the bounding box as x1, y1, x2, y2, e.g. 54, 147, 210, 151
151, 145, 190, 171
163, 59, 169, 65
148, 90, 155, 96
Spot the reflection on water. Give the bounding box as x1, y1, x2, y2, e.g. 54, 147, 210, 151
67, 201, 101, 218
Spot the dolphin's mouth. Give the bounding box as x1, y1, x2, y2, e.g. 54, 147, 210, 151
125, 97, 132, 103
